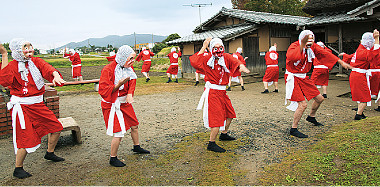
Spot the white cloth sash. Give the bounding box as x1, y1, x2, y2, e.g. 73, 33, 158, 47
102, 96, 128, 136
170, 63, 179, 65
144, 59, 151, 62
197, 81, 226, 130
7, 95, 43, 154
285, 71, 307, 111
267, 65, 278, 68
352, 68, 372, 106
314, 65, 328, 69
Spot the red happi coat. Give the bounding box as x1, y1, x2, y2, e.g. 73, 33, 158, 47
190, 52, 243, 127
0, 57, 63, 149
64, 53, 82, 78
286, 42, 339, 101
99, 61, 139, 133
263, 50, 279, 82
136, 50, 155, 73
311, 47, 333, 86
166, 51, 182, 75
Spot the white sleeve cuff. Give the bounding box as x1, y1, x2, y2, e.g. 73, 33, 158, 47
374, 44, 380, 50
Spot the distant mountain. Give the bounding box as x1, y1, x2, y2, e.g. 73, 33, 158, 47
56, 34, 167, 49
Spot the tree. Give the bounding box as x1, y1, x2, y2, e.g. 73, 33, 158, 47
152, 43, 168, 54
232, 0, 309, 17
162, 33, 181, 44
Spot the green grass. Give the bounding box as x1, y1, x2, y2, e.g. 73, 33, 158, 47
257, 116, 380, 186
79, 132, 247, 186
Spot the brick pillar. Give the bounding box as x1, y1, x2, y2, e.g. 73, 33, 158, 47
44, 86, 59, 119
0, 94, 11, 136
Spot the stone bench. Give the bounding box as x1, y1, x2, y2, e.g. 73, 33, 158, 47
58, 117, 82, 144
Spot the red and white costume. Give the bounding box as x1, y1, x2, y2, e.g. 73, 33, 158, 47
99, 45, 139, 137
166, 48, 182, 75
136, 48, 154, 73
190, 38, 243, 129
310, 42, 333, 87
348, 33, 380, 106
263, 46, 279, 85
231, 48, 246, 83
0, 38, 63, 154
370, 55, 380, 102
64, 50, 82, 78
285, 30, 339, 111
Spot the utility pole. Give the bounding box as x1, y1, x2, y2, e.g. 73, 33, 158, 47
134, 32, 137, 50
183, 3, 212, 26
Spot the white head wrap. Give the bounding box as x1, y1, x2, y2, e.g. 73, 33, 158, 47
316, 42, 325, 48
69, 49, 76, 54
361, 32, 375, 50
142, 47, 146, 51
207, 38, 229, 73
114, 45, 137, 90
9, 38, 44, 90
298, 30, 315, 63
269, 46, 276, 52
236, 47, 242, 53
171, 47, 176, 52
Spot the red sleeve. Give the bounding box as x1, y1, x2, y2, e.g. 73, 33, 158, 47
313, 44, 339, 70
34, 57, 60, 83
63, 53, 71, 57
150, 51, 155, 56
342, 53, 354, 64
224, 53, 243, 73
135, 52, 143, 62
265, 52, 270, 65
106, 55, 116, 62
127, 79, 136, 95
98, 65, 118, 102
190, 52, 205, 73
178, 51, 182, 57
326, 48, 332, 54
167, 52, 171, 58
0, 61, 16, 87
286, 42, 303, 63
238, 54, 245, 65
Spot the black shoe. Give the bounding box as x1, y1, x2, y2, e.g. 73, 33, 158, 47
354, 113, 366, 120
110, 156, 126, 167
132, 145, 150, 154
322, 94, 327, 98
146, 78, 150, 82
194, 81, 199, 86
219, 133, 236, 141
273, 89, 278, 93
374, 107, 380, 112
13, 167, 32, 179
261, 89, 269, 94
44, 152, 65, 162
306, 116, 323, 126
290, 128, 308, 138
226, 86, 231, 91
352, 108, 358, 111
207, 142, 226, 152
166, 78, 172, 83
241, 86, 245, 91
174, 79, 178, 83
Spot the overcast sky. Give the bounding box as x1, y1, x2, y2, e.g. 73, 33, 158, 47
0, 0, 232, 50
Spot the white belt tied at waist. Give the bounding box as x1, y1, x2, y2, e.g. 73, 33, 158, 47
7, 95, 43, 154
102, 96, 127, 136
71, 64, 82, 67
171, 63, 179, 65
370, 69, 380, 103
314, 65, 328, 69
285, 71, 307, 111
267, 65, 278, 67
144, 59, 151, 62
197, 81, 227, 130
352, 68, 372, 106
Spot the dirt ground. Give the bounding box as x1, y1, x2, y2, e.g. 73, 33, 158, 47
0, 67, 379, 185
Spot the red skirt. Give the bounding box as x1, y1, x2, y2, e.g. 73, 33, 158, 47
101, 102, 139, 133
141, 61, 151, 73
72, 66, 82, 78
207, 89, 236, 128
285, 74, 320, 102
311, 68, 329, 86
263, 66, 279, 82
12, 102, 63, 149
349, 71, 371, 103
166, 65, 178, 75
370, 72, 380, 96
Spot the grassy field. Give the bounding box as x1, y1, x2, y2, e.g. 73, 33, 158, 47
257, 116, 380, 186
